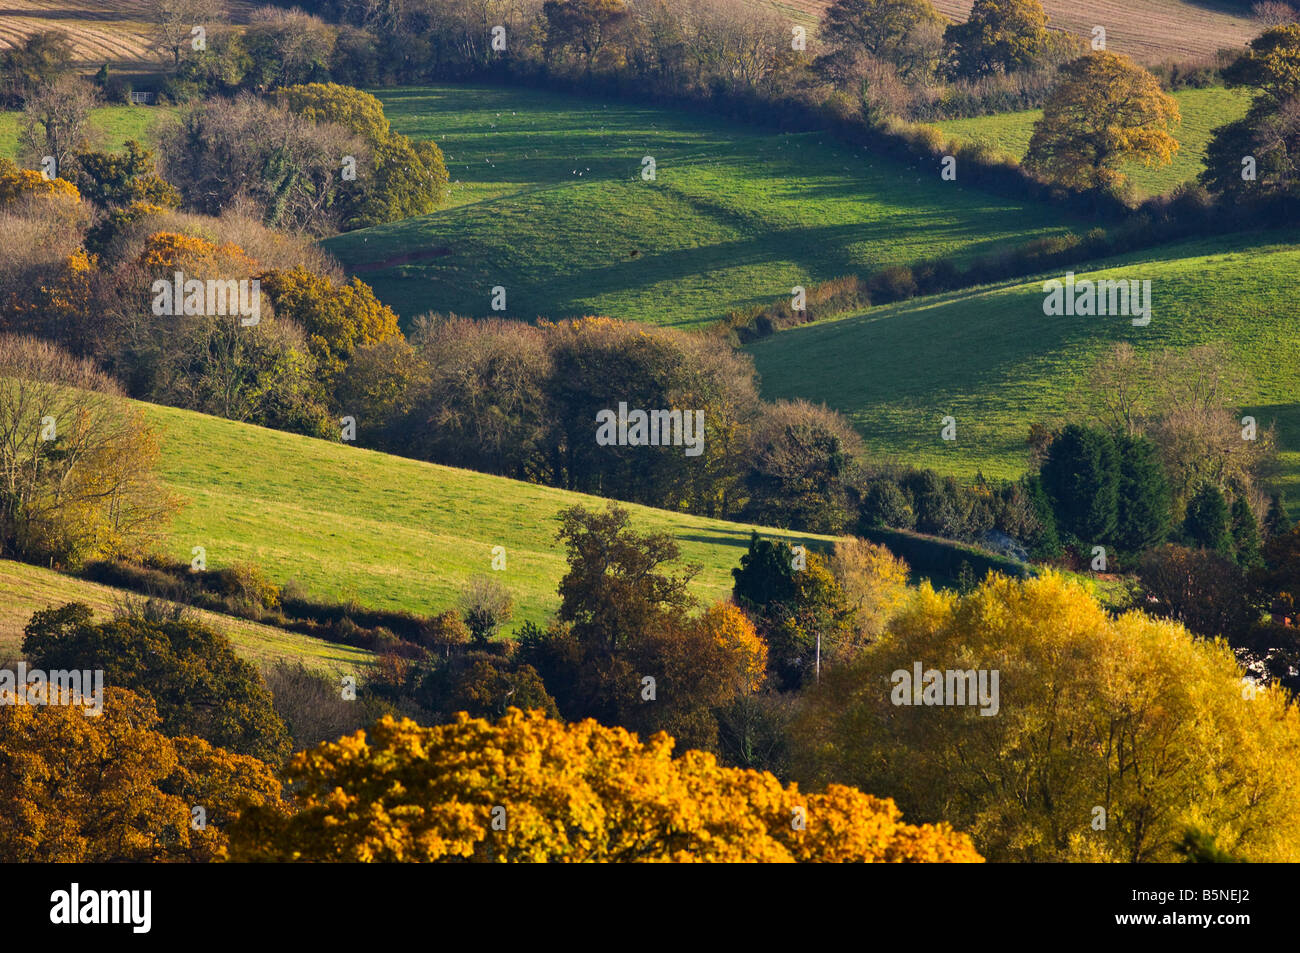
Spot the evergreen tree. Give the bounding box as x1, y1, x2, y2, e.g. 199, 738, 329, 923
1183, 483, 1232, 556
1022, 473, 1062, 560
1115, 433, 1172, 554
1230, 497, 1263, 569
1266, 492, 1292, 537
1039, 424, 1119, 546
732, 532, 799, 614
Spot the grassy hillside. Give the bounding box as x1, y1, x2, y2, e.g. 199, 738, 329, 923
750, 0, 1260, 63
140, 401, 837, 628
0, 559, 371, 674
749, 229, 1300, 497
323, 84, 1080, 329
937, 87, 1252, 198
0, 104, 174, 163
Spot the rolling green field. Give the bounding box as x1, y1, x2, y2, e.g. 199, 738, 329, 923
750, 229, 1300, 497
141, 401, 836, 628
0, 559, 371, 674
323, 85, 1081, 329
936, 87, 1252, 198
0, 104, 174, 162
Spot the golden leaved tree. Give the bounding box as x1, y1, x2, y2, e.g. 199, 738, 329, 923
228, 708, 982, 863
795, 571, 1300, 862
1024, 52, 1180, 192
0, 686, 284, 862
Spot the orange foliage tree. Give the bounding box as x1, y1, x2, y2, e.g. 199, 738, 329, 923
0, 686, 284, 862
227, 707, 981, 863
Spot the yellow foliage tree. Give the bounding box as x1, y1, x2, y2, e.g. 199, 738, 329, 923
796, 570, 1300, 862
695, 600, 768, 693
829, 536, 911, 647
0, 686, 284, 862
1024, 52, 1180, 192
258, 265, 402, 377
228, 708, 981, 863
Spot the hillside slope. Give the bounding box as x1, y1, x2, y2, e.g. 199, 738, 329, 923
0, 559, 371, 674
749, 229, 1300, 494
323, 84, 1079, 328
141, 401, 837, 627
937, 86, 1252, 198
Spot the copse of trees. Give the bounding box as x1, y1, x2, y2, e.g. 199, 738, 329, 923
23, 600, 293, 762
794, 571, 1300, 862
165, 95, 366, 236
1023, 343, 1279, 569
0, 685, 285, 862
277, 83, 449, 228
390, 315, 854, 531
1202, 24, 1300, 198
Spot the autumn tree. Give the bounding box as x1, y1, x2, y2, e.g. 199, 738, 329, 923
400, 315, 551, 479
0, 685, 282, 862
277, 83, 449, 228
742, 399, 863, 534
23, 601, 292, 762
1024, 52, 1180, 192
258, 265, 402, 380
816, 0, 947, 84
828, 536, 911, 646
795, 571, 1300, 862
943, 0, 1071, 79
543, 0, 632, 75
556, 502, 698, 655
0, 335, 179, 565
1202, 25, 1300, 197
226, 707, 981, 862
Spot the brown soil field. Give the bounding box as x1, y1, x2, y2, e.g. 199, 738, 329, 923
0, 0, 253, 72
759, 0, 1262, 63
